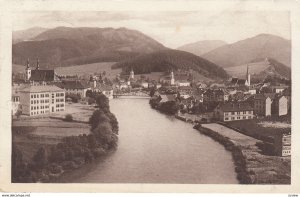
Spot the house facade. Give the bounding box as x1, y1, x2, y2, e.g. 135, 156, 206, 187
272, 95, 288, 116
214, 102, 254, 121
253, 94, 272, 116
18, 85, 65, 116
56, 80, 90, 98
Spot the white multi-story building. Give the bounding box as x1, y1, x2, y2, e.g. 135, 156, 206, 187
18, 85, 65, 116
214, 102, 254, 121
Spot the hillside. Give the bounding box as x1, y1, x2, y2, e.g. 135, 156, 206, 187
225, 58, 291, 80
112, 49, 229, 79
13, 27, 48, 44
12, 27, 166, 67
202, 34, 291, 68
177, 40, 227, 56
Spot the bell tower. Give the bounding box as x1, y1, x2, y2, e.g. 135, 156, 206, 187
25, 58, 31, 81
130, 68, 134, 80
246, 65, 250, 87
170, 70, 175, 85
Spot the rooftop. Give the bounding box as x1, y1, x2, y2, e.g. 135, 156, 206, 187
18, 85, 64, 93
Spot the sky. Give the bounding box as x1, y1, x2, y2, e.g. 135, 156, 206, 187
12, 11, 291, 48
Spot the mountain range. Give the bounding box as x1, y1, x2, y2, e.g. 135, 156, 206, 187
12, 27, 166, 67
177, 40, 227, 56
12, 27, 48, 44
12, 27, 291, 81
201, 34, 291, 68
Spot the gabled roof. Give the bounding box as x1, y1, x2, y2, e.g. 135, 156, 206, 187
216, 102, 253, 112
56, 80, 89, 90
30, 69, 55, 82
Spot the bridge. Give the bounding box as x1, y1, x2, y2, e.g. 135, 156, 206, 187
113, 91, 150, 99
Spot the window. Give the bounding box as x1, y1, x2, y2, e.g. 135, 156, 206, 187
60, 104, 64, 107
31, 95, 33, 98
34, 94, 36, 98
37, 94, 39, 98
52, 94, 54, 98
231, 112, 234, 115
225, 117, 229, 121
231, 117, 235, 120
243, 116, 246, 119
37, 106, 39, 109
34, 106, 36, 110
41, 94, 44, 98
237, 112, 240, 115
31, 100, 33, 104
37, 100, 39, 104
31, 106, 33, 110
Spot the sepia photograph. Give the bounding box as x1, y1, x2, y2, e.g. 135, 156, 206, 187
1, 0, 300, 194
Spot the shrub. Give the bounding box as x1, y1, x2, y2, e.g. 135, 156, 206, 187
65, 114, 73, 122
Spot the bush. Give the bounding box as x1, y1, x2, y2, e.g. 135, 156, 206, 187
65, 114, 73, 122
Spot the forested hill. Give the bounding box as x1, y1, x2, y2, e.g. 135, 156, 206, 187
12, 27, 166, 67
112, 49, 229, 79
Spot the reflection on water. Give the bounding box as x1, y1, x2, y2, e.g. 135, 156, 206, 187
59, 98, 238, 184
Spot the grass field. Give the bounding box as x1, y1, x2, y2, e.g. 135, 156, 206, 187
226, 118, 291, 141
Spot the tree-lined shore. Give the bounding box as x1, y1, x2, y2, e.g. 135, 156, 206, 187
12, 93, 119, 183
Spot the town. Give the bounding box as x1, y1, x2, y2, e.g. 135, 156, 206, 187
12, 56, 291, 157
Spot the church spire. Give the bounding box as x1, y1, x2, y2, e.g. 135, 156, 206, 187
246, 65, 250, 87
36, 58, 40, 70
26, 58, 30, 69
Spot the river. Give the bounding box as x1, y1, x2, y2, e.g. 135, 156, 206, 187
60, 98, 238, 183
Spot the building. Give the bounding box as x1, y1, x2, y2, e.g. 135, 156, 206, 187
17, 85, 65, 116
12, 95, 21, 115
25, 58, 60, 83
273, 133, 291, 156
213, 102, 254, 121
203, 89, 229, 102
272, 95, 288, 116
55, 80, 90, 98
253, 94, 272, 116
230, 65, 251, 87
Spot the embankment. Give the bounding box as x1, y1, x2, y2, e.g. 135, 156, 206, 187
193, 124, 252, 184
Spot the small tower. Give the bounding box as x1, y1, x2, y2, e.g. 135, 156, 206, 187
170, 70, 175, 85
246, 65, 250, 87
36, 58, 40, 70
25, 58, 31, 81
130, 68, 134, 80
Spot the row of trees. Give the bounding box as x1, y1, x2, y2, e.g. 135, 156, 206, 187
12, 93, 119, 183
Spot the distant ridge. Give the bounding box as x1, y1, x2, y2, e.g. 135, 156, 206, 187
202, 34, 291, 68
177, 40, 227, 56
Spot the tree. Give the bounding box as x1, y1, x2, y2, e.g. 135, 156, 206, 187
33, 147, 48, 168
95, 93, 109, 111
65, 114, 73, 122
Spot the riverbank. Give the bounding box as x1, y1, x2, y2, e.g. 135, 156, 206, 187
194, 123, 291, 184
12, 93, 119, 183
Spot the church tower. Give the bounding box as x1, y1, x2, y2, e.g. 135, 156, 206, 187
170, 70, 175, 85
25, 58, 31, 81
130, 68, 134, 80
246, 65, 250, 87
36, 58, 40, 70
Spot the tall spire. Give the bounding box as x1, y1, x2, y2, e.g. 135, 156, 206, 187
36, 58, 40, 70
26, 58, 30, 69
